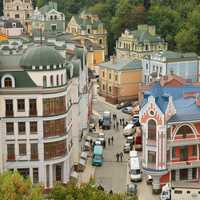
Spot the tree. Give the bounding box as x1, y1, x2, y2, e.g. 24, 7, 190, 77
0, 171, 43, 200
49, 182, 138, 200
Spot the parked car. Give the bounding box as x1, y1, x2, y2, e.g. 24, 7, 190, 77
102, 111, 111, 130
122, 106, 133, 114
146, 175, 153, 185
116, 101, 132, 109
126, 136, 134, 145
127, 183, 137, 196
132, 114, 140, 126
89, 117, 96, 132
123, 143, 131, 153
123, 123, 136, 137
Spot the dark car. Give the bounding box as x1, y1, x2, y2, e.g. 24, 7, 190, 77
116, 101, 132, 109
127, 183, 137, 196
122, 106, 133, 114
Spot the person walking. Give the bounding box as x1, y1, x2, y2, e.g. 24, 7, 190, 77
116, 153, 119, 162
120, 152, 124, 162
119, 118, 122, 125
116, 121, 119, 130
113, 122, 115, 129
111, 136, 114, 145
108, 137, 110, 145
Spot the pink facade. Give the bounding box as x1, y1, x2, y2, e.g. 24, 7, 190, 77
0, 27, 23, 36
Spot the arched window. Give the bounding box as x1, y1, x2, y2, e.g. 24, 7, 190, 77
56, 75, 59, 86
50, 16, 53, 20
54, 15, 57, 20
16, 6, 19, 10
61, 74, 63, 85
50, 75, 53, 86
176, 125, 194, 138
43, 76, 47, 87
99, 39, 102, 44
148, 119, 156, 140
4, 77, 12, 88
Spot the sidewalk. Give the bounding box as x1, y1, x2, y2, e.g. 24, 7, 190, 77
78, 158, 95, 184
96, 95, 116, 109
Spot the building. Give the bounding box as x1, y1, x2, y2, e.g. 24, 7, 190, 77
66, 11, 107, 61
3, 0, 33, 31
32, 2, 65, 37
0, 17, 24, 36
0, 44, 88, 188
116, 24, 167, 59
140, 75, 200, 193
98, 57, 142, 104
143, 51, 199, 83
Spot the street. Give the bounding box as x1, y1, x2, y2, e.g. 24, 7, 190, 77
92, 88, 159, 199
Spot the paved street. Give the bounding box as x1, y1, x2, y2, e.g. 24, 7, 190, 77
92, 85, 159, 199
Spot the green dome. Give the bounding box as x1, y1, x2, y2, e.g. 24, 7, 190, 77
20, 46, 65, 69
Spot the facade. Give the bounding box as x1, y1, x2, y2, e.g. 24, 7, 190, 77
0, 18, 24, 36
66, 11, 107, 58
3, 0, 33, 31
140, 75, 200, 193
98, 57, 142, 104
32, 2, 65, 37
143, 51, 199, 83
0, 44, 88, 188
116, 24, 168, 59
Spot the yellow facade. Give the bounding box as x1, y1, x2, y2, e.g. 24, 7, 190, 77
99, 67, 142, 104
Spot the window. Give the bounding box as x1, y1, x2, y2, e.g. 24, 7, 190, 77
109, 73, 111, 79
51, 24, 57, 31
16, 5, 19, 10
174, 190, 182, 194
99, 39, 102, 44
29, 99, 37, 116
102, 84, 105, 90
30, 122, 37, 134
31, 143, 38, 160
148, 151, 156, 164
148, 119, 156, 140
17, 99, 25, 112
172, 147, 176, 159
50, 16, 53, 20
4, 77, 12, 88
17, 168, 29, 178
192, 145, 197, 156
50, 75, 53, 86
26, 14, 29, 19
43, 76, 47, 87
15, 14, 20, 18
171, 170, 176, 181
167, 127, 171, 139
19, 144, 26, 156
102, 71, 105, 77
56, 75, 59, 85
180, 169, 188, 180
109, 86, 112, 93
5, 99, 13, 117
7, 144, 15, 160
33, 168, 39, 184
176, 125, 193, 137
87, 29, 91, 34
54, 15, 57, 20
180, 146, 188, 161
61, 74, 63, 85
6, 122, 14, 135
115, 75, 118, 81
145, 44, 148, 51
192, 168, 197, 179
167, 150, 170, 162
18, 122, 25, 135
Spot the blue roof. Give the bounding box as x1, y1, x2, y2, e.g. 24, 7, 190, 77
142, 82, 200, 122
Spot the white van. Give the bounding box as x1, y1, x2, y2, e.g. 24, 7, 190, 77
123, 123, 135, 137
129, 156, 142, 182
129, 150, 138, 158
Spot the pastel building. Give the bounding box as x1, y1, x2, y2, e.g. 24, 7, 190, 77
142, 51, 199, 83
140, 75, 200, 193
116, 25, 167, 59
0, 44, 88, 188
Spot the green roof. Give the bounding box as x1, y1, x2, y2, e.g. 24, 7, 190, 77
39, 2, 58, 14
20, 46, 65, 69
0, 54, 22, 70
99, 58, 142, 71
0, 71, 37, 88
155, 50, 198, 62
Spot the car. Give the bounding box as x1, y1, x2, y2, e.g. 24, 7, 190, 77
126, 136, 134, 145
123, 143, 131, 153
89, 118, 96, 132
98, 132, 105, 139
116, 101, 132, 109
146, 175, 153, 185
132, 114, 140, 125
127, 183, 137, 196
122, 106, 133, 114
123, 123, 136, 137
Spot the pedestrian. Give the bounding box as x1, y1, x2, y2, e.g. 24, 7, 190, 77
111, 136, 114, 145
119, 118, 122, 125
116, 121, 119, 130
109, 190, 113, 195
108, 137, 110, 145
126, 121, 128, 126
120, 152, 124, 162
90, 139, 93, 146
113, 122, 115, 129
104, 140, 106, 148
116, 153, 119, 162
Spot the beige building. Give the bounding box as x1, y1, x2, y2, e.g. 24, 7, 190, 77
116, 24, 168, 59
98, 57, 142, 104
3, 0, 33, 31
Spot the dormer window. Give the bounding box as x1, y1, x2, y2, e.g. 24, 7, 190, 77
5, 77, 12, 88
87, 29, 91, 34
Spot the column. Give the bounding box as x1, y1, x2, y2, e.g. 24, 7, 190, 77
29, 167, 33, 183
49, 164, 53, 188
63, 160, 69, 184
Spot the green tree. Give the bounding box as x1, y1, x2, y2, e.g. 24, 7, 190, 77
0, 171, 43, 200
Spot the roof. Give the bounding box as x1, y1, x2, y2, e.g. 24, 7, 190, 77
0, 19, 24, 28
0, 71, 37, 87
152, 51, 198, 62
39, 2, 58, 14
20, 46, 65, 69
0, 54, 22, 70
143, 81, 200, 123
99, 58, 142, 71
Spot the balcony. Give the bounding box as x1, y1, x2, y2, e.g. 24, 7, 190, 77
31, 153, 38, 161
